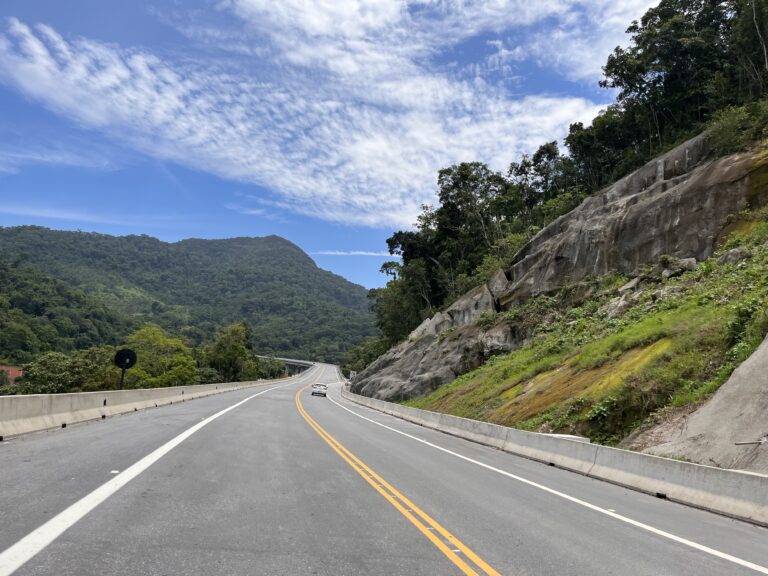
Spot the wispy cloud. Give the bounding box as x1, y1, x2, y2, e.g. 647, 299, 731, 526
225, 201, 287, 222
0, 2, 655, 227
0, 203, 188, 228
313, 250, 393, 257
0, 144, 115, 173
501, 1, 658, 81
0, 204, 126, 225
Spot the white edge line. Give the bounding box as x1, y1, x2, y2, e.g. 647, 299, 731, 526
0, 373, 312, 576
327, 388, 768, 575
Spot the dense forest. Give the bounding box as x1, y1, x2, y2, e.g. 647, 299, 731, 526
345, 0, 768, 372
0, 260, 135, 364
0, 228, 376, 363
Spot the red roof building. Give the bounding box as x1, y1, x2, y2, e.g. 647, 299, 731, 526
0, 365, 23, 384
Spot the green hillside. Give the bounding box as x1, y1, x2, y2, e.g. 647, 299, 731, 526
406, 209, 768, 444
0, 260, 135, 364
0, 227, 376, 362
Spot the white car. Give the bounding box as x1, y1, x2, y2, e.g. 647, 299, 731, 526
311, 383, 327, 397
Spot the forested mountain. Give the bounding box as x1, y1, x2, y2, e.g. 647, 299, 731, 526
0, 260, 135, 364
0, 227, 376, 362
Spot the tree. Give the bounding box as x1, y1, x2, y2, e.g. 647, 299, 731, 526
204, 323, 251, 382
200, 322, 284, 382
729, 0, 768, 97
124, 324, 198, 388
69, 346, 122, 392
16, 352, 74, 394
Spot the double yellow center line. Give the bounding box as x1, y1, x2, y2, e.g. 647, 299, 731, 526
295, 384, 500, 576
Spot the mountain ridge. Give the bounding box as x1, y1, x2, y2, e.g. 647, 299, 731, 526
0, 226, 376, 362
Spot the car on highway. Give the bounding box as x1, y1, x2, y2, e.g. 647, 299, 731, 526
311, 383, 327, 397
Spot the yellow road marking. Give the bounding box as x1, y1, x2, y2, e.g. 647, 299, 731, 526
295, 379, 501, 576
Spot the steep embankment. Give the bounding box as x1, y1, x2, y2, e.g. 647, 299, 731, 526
0, 228, 376, 362
405, 226, 768, 447
625, 332, 768, 473
354, 135, 768, 400
357, 141, 768, 472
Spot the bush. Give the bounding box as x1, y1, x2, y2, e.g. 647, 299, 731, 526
709, 99, 768, 156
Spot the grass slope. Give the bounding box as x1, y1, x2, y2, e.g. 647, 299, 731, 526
406, 209, 768, 444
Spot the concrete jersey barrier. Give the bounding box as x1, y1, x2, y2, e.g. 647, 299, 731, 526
341, 386, 768, 526
0, 379, 279, 439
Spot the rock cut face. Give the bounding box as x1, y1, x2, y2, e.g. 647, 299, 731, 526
353, 134, 768, 401
637, 333, 768, 473
500, 134, 767, 306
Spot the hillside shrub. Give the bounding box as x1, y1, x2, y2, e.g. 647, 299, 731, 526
709, 99, 768, 156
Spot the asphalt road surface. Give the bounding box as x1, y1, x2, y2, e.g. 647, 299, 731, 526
1, 364, 767, 575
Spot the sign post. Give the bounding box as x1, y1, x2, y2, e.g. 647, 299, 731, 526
114, 349, 137, 390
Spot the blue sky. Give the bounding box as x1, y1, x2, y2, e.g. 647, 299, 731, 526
0, 0, 656, 288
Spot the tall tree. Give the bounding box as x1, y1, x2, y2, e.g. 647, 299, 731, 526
124, 324, 198, 388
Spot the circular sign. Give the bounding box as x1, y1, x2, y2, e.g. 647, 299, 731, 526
114, 348, 137, 370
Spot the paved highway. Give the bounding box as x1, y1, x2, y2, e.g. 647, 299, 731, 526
1, 364, 767, 575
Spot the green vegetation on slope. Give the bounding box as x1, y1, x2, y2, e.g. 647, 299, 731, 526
406, 208, 768, 444
0, 227, 376, 363
0, 260, 136, 364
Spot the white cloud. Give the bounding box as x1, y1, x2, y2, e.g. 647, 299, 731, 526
0, 204, 125, 225
504, 1, 659, 81
225, 201, 287, 222
222, 0, 405, 39
0, 2, 654, 227
0, 143, 115, 173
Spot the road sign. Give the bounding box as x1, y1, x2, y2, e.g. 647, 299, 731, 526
114, 349, 137, 389
114, 349, 137, 369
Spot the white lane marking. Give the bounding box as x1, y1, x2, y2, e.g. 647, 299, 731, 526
327, 391, 768, 574
0, 375, 312, 576
109, 470, 119, 474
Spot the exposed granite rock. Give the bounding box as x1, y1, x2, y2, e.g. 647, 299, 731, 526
404, 270, 511, 343
352, 270, 519, 400
679, 257, 698, 271
353, 135, 768, 402
487, 269, 511, 303
499, 134, 767, 306
602, 293, 632, 318
719, 247, 752, 265
353, 323, 521, 400
409, 311, 452, 340
618, 277, 641, 294
445, 284, 495, 326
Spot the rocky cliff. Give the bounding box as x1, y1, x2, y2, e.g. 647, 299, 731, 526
353, 134, 768, 400
499, 133, 759, 305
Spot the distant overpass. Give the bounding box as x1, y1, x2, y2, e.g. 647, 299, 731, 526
255, 355, 313, 376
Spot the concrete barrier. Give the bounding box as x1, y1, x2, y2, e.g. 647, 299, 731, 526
341, 387, 768, 526
0, 379, 280, 439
